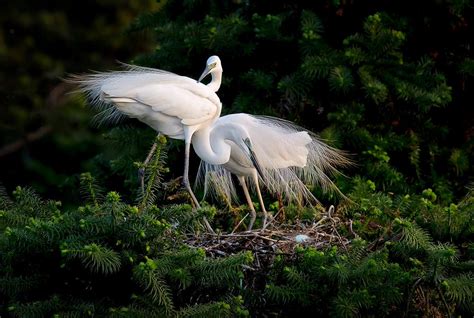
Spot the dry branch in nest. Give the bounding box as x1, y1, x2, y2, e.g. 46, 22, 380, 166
184, 205, 355, 271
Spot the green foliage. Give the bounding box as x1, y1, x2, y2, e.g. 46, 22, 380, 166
133, 258, 174, 313
98, 126, 160, 192
261, 200, 473, 317
0, 187, 251, 317
443, 274, 474, 311
176, 301, 231, 318
2, 1, 473, 317
2, 174, 472, 317
195, 251, 252, 288
63, 243, 121, 275
137, 134, 169, 209
79, 172, 103, 207
265, 246, 410, 317
338, 182, 473, 316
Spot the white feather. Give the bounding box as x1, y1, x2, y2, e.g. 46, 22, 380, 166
195, 113, 351, 204
67, 63, 222, 138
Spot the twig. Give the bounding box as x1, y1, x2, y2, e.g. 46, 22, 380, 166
404, 277, 423, 318
140, 141, 158, 194
328, 205, 335, 218
310, 205, 336, 230
436, 284, 452, 318
231, 213, 249, 234
311, 216, 328, 230
213, 232, 260, 238
349, 219, 359, 238
254, 235, 279, 243
261, 207, 284, 231
332, 227, 349, 252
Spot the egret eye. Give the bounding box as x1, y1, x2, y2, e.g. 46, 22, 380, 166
209, 62, 217, 69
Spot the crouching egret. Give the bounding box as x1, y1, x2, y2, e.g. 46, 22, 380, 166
193, 113, 351, 230
68, 56, 224, 232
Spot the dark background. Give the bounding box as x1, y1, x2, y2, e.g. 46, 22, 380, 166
0, 0, 159, 200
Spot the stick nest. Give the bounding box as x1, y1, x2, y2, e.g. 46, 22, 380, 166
184, 206, 355, 270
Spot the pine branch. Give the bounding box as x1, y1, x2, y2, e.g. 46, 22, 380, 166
63, 243, 121, 275
326, 261, 350, 285
138, 135, 168, 210
459, 58, 474, 76
177, 301, 232, 318
302, 54, 338, 79
79, 172, 103, 207
8, 295, 60, 318
443, 274, 474, 310
0, 182, 12, 209
398, 221, 433, 250
194, 251, 252, 288
329, 66, 354, 93
332, 294, 359, 318
278, 72, 312, 102
0, 275, 45, 298
265, 284, 308, 305
301, 10, 324, 36
133, 259, 175, 314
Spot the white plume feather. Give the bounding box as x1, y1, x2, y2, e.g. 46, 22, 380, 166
196, 114, 352, 205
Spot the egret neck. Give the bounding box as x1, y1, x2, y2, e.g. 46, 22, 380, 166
192, 123, 247, 166
206, 68, 222, 92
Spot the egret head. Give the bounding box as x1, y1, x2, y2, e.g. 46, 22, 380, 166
198, 55, 222, 83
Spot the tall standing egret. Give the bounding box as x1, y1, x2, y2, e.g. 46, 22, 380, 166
68, 56, 224, 232
192, 113, 351, 230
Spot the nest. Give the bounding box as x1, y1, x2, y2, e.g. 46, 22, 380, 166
185, 206, 355, 270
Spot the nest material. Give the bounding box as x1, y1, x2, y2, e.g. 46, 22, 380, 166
185, 206, 355, 270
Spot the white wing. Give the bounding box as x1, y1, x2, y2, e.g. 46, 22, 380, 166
196, 113, 352, 203
107, 83, 219, 126
215, 114, 312, 169
249, 115, 352, 188
68, 64, 221, 135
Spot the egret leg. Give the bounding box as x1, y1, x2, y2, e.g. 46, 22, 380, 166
183, 141, 200, 207
238, 176, 256, 231
139, 140, 158, 194
183, 140, 215, 234
253, 173, 270, 229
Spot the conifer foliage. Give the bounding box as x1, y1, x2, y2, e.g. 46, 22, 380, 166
0, 178, 251, 317
1, 1, 473, 317
1, 180, 472, 316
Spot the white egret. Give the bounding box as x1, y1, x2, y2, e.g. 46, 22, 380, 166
195, 64, 350, 230
193, 113, 351, 230
68, 56, 225, 232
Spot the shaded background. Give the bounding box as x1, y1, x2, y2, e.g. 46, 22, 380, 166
0, 0, 160, 200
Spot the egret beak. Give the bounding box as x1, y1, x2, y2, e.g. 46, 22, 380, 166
243, 138, 265, 179
198, 66, 212, 83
